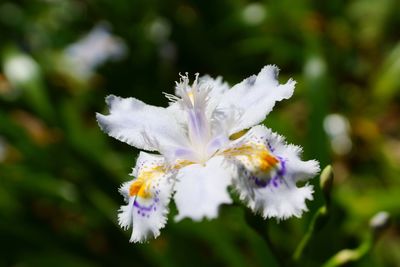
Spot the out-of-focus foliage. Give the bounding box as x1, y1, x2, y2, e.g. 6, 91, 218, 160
0, 0, 399, 266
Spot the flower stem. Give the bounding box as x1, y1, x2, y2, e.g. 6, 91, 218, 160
322, 236, 372, 267
293, 165, 334, 262
245, 210, 285, 267
322, 211, 390, 267
293, 205, 328, 261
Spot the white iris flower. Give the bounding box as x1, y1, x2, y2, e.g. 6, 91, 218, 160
96, 65, 320, 243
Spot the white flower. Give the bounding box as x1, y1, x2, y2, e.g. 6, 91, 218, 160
96, 65, 320, 243
64, 23, 127, 80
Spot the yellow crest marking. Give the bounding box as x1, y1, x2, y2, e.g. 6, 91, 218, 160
256, 150, 279, 173
222, 143, 279, 174
172, 159, 194, 170
129, 165, 165, 199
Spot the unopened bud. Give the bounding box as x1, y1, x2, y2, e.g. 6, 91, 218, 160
319, 165, 334, 204
369, 211, 390, 239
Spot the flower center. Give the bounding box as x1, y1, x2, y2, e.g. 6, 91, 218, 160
178, 76, 218, 163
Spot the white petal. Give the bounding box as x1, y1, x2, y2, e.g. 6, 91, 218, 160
174, 156, 234, 221
236, 178, 314, 219
118, 152, 173, 243
227, 125, 319, 219
130, 151, 165, 177
199, 75, 229, 102
218, 65, 295, 134
199, 76, 234, 134
97, 95, 189, 153
274, 144, 321, 182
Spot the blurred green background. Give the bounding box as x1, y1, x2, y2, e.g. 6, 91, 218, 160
0, 0, 399, 266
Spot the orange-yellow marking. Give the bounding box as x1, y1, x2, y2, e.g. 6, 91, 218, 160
221, 144, 254, 157
129, 166, 165, 199
222, 143, 279, 174
256, 150, 279, 173
172, 159, 194, 170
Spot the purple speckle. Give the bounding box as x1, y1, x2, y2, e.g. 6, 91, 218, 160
277, 159, 286, 176
251, 175, 268, 187
268, 158, 286, 188
267, 142, 274, 152
134, 199, 156, 212
248, 157, 287, 189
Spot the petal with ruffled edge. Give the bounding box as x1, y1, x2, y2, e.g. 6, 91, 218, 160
174, 156, 234, 221
217, 65, 295, 134
96, 95, 189, 153
223, 125, 319, 219
118, 152, 174, 243
235, 175, 314, 219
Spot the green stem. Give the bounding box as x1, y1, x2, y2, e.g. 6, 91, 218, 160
245, 210, 285, 267
322, 211, 390, 267
322, 235, 372, 267
293, 205, 328, 261
293, 165, 334, 261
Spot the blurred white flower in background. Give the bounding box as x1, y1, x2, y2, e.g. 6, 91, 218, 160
3, 53, 39, 87
148, 17, 171, 44
304, 56, 327, 79
324, 113, 352, 155
242, 3, 267, 26
147, 17, 176, 62
63, 23, 127, 80
1, 52, 41, 100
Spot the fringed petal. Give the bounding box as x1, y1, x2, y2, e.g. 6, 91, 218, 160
118, 152, 174, 243
224, 125, 319, 219
218, 65, 295, 134
96, 95, 189, 153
